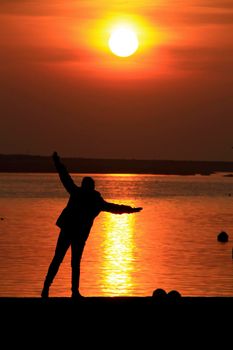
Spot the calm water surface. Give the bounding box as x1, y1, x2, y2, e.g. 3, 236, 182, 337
0, 172, 233, 297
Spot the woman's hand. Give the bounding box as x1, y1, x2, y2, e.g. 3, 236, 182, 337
52, 151, 59, 162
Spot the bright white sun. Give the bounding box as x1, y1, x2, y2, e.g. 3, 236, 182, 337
108, 26, 139, 57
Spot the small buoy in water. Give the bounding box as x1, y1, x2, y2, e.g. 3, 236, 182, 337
217, 231, 229, 243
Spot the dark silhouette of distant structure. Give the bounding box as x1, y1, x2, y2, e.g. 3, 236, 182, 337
41, 152, 142, 298
2, 154, 233, 175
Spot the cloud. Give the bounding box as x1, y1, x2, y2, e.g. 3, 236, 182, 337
165, 45, 233, 74
181, 11, 233, 26
1, 1, 233, 26
145, 7, 233, 27
194, 0, 233, 9
0, 0, 68, 17
0, 45, 83, 64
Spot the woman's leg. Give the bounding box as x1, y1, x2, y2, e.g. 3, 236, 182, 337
41, 229, 71, 297
71, 237, 86, 297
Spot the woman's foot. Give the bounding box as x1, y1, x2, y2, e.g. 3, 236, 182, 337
41, 286, 49, 298
71, 291, 84, 299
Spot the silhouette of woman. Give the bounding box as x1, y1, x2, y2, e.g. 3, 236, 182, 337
41, 152, 142, 298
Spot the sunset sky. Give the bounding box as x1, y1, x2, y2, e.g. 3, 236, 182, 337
0, 0, 233, 161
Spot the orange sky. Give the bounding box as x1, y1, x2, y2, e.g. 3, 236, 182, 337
0, 1, 233, 160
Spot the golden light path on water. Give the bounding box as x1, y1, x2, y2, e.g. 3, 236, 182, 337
100, 213, 136, 296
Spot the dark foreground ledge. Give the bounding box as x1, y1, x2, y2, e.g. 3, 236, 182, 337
1, 296, 233, 317
1, 297, 233, 341
1, 295, 233, 307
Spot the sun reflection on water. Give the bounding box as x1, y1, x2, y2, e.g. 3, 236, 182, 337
100, 212, 136, 296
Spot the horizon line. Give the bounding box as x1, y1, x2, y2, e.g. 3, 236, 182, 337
0, 153, 232, 164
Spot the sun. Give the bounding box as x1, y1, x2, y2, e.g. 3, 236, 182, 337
108, 26, 139, 57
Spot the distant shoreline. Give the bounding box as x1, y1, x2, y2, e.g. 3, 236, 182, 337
0, 154, 233, 175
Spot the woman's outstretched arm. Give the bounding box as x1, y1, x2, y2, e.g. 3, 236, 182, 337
52, 152, 76, 194
101, 200, 143, 214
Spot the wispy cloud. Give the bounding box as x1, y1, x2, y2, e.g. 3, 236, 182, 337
194, 0, 233, 9
0, 0, 71, 17
176, 10, 233, 26
165, 45, 233, 74
144, 5, 233, 27
0, 45, 85, 64
1, 1, 233, 26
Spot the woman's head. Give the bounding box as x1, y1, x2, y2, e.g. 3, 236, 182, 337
81, 176, 95, 191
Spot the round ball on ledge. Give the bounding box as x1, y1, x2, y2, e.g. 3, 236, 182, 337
152, 288, 167, 298
167, 290, 182, 299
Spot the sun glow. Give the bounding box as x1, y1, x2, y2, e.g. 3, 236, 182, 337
71, 14, 167, 78
100, 212, 136, 295
108, 26, 139, 57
